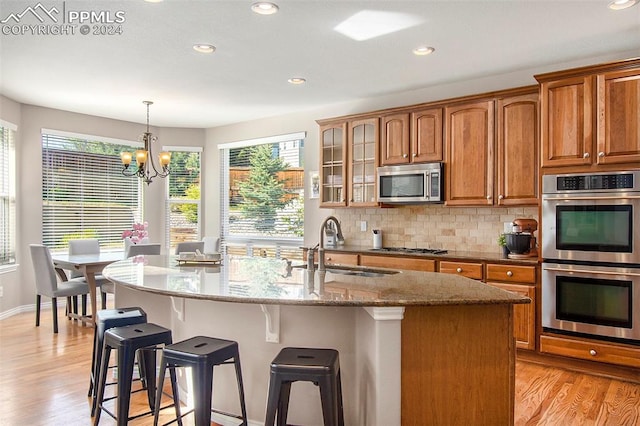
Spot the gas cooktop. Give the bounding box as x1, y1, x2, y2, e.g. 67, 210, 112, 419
372, 247, 448, 255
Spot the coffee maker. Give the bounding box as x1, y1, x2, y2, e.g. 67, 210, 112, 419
507, 218, 538, 259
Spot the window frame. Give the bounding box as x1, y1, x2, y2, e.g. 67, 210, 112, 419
164, 145, 202, 253
0, 120, 17, 271
219, 131, 305, 255
41, 128, 144, 253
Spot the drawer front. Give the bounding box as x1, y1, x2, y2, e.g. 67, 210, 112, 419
360, 255, 436, 272
540, 335, 640, 368
324, 252, 359, 266
439, 261, 483, 280
486, 264, 536, 284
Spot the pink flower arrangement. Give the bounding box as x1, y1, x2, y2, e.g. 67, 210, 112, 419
122, 221, 148, 244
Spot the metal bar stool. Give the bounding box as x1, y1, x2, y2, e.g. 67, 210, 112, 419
94, 322, 174, 426
153, 336, 248, 426
265, 347, 344, 426
89, 307, 148, 416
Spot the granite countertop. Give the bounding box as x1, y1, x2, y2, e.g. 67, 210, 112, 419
315, 244, 540, 265
102, 255, 530, 307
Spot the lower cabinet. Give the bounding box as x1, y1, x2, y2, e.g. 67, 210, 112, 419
540, 334, 640, 368
359, 254, 436, 272
323, 252, 358, 266
486, 263, 537, 351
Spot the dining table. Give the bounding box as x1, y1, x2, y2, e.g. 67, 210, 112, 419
52, 251, 126, 326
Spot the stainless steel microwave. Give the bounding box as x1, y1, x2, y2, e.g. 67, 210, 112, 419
377, 162, 444, 204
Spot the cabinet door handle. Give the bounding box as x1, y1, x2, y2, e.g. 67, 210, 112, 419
498, 194, 504, 200
589, 349, 597, 356
583, 152, 590, 158
456, 267, 463, 273
506, 271, 513, 277
403, 154, 408, 158
486, 195, 492, 200
598, 152, 605, 158
412, 153, 417, 158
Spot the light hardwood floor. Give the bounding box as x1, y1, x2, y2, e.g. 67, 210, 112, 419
1, 307, 639, 425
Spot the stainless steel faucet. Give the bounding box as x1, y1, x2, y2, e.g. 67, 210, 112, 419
318, 215, 344, 272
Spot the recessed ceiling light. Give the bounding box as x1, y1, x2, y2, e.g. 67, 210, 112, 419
608, 0, 638, 9
413, 46, 435, 56
251, 2, 279, 15
287, 77, 306, 85
144, 0, 163, 3
193, 44, 216, 54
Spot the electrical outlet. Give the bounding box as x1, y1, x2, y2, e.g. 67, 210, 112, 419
360, 221, 367, 232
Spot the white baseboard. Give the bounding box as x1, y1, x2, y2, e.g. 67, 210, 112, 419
0, 302, 44, 320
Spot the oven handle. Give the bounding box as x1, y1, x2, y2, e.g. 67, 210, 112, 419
543, 266, 640, 277
542, 195, 640, 201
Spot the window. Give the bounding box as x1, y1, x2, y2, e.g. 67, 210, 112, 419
165, 147, 202, 253
42, 130, 143, 251
220, 132, 305, 257
0, 121, 17, 267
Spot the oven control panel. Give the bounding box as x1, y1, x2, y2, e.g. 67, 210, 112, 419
543, 170, 640, 194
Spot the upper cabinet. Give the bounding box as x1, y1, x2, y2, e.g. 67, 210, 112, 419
445, 100, 495, 206
445, 90, 539, 207
380, 108, 443, 166
496, 93, 539, 206
348, 118, 379, 207
319, 122, 347, 207
536, 58, 640, 171
318, 117, 379, 208
597, 68, 640, 166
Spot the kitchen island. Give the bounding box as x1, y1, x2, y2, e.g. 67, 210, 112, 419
103, 255, 529, 426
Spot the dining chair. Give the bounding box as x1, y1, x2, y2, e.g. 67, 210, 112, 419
29, 244, 90, 333
126, 243, 162, 257
68, 239, 111, 309
174, 241, 205, 254
202, 236, 220, 253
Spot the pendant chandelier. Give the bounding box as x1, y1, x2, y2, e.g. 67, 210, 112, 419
120, 101, 171, 185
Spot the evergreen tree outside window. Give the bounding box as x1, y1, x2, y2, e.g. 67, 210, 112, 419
220, 132, 304, 254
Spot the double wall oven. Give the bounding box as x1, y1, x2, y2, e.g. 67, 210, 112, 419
541, 170, 640, 343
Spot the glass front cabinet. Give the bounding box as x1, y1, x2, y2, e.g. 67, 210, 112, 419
318, 117, 379, 208
319, 122, 347, 207
349, 118, 379, 207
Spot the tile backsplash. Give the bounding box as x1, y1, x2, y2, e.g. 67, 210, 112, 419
332, 205, 539, 254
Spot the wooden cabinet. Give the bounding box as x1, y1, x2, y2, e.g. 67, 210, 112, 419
323, 252, 358, 266
380, 108, 443, 166
446, 90, 539, 207
539, 76, 593, 168
348, 118, 379, 206
380, 113, 410, 165
439, 261, 483, 280
486, 264, 537, 350
597, 68, 640, 165
496, 93, 539, 205
540, 334, 640, 368
360, 254, 436, 272
536, 58, 640, 170
318, 117, 379, 208
319, 122, 347, 207
411, 107, 444, 163
445, 100, 494, 206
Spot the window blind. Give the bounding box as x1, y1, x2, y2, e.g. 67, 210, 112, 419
0, 122, 16, 266
220, 134, 305, 250
164, 147, 202, 252
42, 131, 143, 251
